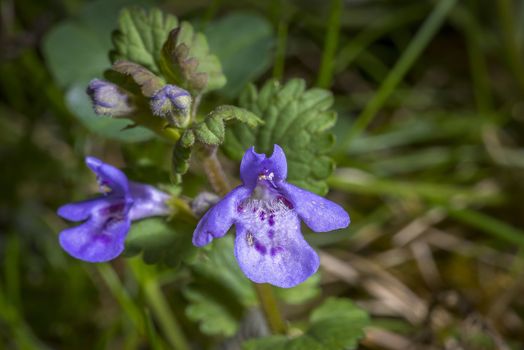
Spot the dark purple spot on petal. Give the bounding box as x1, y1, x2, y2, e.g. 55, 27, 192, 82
268, 230, 275, 239
268, 214, 275, 226
259, 211, 266, 221
270, 246, 284, 257
254, 241, 267, 255
237, 204, 244, 213
99, 202, 126, 216
252, 206, 258, 213
277, 196, 294, 209
94, 234, 112, 244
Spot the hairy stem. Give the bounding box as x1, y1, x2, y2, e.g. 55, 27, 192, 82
199, 145, 231, 196
198, 146, 287, 334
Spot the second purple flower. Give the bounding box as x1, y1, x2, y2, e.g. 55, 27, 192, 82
192, 145, 350, 288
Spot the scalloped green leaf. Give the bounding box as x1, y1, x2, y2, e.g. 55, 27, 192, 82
111, 7, 179, 75
222, 79, 337, 195
160, 22, 226, 93
110, 60, 163, 97
194, 105, 263, 145
184, 287, 240, 336
124, 217, 196, 267
244, 298, 370, 350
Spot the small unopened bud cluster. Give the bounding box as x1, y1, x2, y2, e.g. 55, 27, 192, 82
86, 79, 134, 116
150, 85, 192, 128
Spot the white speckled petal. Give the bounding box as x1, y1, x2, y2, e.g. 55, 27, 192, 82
233, 202, 319, 288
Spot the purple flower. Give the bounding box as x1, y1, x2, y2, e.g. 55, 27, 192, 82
192, 145, 350, 288
86, 79, 134, 116
150, 85, 192, 127
57, 157, 171, 262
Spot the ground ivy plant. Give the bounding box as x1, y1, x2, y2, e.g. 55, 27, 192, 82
55, 6, 369, 349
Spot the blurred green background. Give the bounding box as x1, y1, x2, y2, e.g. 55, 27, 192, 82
1, 0, 524, 348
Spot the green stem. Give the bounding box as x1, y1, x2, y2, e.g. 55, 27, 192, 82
316, 0, 343, 88
97, 265, 145, 333
334, 2, 428, 74
129, 259, 191, 350
343, 0, 457, 147
328, 171, 503, 206
201, 0, 222, 28
449, 5, 493, 114
198, 147, 288, 334
253, 283, 287, 334
0, 284, 52, 350
273, 20, 288, 80
446, 207, 524, 249
144, 280, 189, 350
497, 0, 524, 96
4, 235, 21, 311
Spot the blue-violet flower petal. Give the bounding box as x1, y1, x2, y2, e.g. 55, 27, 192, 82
58, 157, 170, 262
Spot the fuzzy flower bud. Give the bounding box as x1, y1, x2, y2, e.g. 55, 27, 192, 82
86, 79, 135, 116
150, 85, 192, 128
191, 192, 220, 217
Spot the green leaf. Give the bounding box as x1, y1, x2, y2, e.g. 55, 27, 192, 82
160, 22, 226, 93
124, 217, 196, 267
307, 298, 370, 349
213, 105, 264, 127
205, 12, 274, 98
184, 287, 241, 337
110, 60, 164, 97
194, 114, 225, 145
43, 21, 109, 88
183, 236, 256, 336
223, 79, 337, 195
111, 7, 179, 75
194, 105, 263, 145
244, 298, 370, 350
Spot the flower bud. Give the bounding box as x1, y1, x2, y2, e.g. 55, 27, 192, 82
150, 85, 192, 128
86, 79, 135, 116
191, 191, 220, 216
